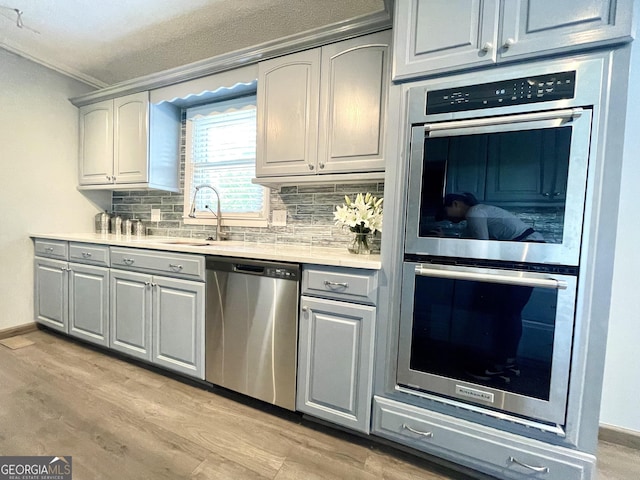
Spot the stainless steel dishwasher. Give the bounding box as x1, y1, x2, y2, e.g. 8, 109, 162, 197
205, 256, 300, 410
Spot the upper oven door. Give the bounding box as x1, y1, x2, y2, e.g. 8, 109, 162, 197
404, 108, 592, 266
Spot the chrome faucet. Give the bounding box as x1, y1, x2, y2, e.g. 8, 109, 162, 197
188, 184, 227, 240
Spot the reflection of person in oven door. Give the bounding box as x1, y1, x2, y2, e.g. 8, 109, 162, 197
442, 192, 543, 381
442, 192, 544, 242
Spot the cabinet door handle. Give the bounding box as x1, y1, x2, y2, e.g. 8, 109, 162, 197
144, 281, 151, 286
151, 282, 158, 287
301, 306, 309, 312
502, 38, 515, 51
106, 175, 111, 181
122, 258, 135, 265
308, 164, 315, 170
318, 162, 325, 169
44, 247, 54, 253
169, 264, 183, 271
324, 280, 348, 289
402, 423, 433, 438
508, 456, 549, 473
480, 42, 492, 53
112, 176, 116, 182
81, 252, 92, 258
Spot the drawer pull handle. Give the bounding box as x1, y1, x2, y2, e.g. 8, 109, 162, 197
169, 264, 183, 270
45, 247, 54, 253
508, 456, 549, 473
402, 423, 433, 438
81, 252, 92, 258
324, 280, 348, 289
123, 258, 135, 265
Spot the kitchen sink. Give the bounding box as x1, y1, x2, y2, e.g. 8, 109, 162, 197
156, 239, 217, 246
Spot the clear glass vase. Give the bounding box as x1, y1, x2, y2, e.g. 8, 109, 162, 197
348, 232, 371, 254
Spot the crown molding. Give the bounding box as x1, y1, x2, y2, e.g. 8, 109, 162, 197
69, 5, 393, 107
0, 41, 109, 89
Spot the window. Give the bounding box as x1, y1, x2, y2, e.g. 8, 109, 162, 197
183, 95, 268, 227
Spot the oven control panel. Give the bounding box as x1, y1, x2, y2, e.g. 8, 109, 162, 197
426, 71, 576, 114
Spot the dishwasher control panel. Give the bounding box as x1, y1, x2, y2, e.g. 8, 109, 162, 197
266, 267, 299, 280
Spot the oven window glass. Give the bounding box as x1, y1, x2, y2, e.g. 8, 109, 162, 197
409, 275, 557, 400
419, 126, 572, 244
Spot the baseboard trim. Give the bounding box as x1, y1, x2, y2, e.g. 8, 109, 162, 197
0, 323, 38, 340
599, 424, 640, 450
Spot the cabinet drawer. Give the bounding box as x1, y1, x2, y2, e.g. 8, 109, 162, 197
302, 266, 378, 305
69, 243, 110, 267
372, 397, 593, 480
34, 239, 68, 260
110, 247, 205, 281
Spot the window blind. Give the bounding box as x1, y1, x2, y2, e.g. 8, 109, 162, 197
185, 96, 263, 216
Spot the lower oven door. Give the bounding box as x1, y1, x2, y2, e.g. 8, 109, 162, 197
397, 261, 576, 425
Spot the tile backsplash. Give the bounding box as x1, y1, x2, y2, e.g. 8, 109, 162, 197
111, 182, 384, 251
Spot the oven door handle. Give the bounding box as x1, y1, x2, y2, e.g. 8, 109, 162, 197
424, 108, 583, 136
414, 265, 567, 290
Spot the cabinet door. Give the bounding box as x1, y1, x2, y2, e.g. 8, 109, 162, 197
152, 276, 205, 379
113, 91, 149, 184
500, 0, 633, 61
78, 100, 113, 185
34, 258, 68, 333
110, 269, 152, 361
256, 49, 321, 176
297, 296, 375, 433
69, 263, 109, 347
393, 0, 500, 80
318, 31, 389, 174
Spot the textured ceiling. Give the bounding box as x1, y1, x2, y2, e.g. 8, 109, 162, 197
0, 0, 386, 87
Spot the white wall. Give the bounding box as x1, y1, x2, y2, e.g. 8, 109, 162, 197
0, 50, 110, 331
599, 44, 640, 434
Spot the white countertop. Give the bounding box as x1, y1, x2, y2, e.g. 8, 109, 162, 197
31, 233, 382, 269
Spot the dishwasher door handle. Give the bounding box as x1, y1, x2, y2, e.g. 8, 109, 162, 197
233, 264, 265, 275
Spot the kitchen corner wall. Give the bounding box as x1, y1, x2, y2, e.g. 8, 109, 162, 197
111, 181, 384, 251
0, 51, 106, 331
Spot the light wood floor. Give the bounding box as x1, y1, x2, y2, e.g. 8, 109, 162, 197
0, 329, 637, 480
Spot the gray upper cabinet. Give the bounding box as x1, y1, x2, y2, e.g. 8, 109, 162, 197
394, 0, 500, 79
257, 49, 321, 177
78, 92, 179, 192
393, 0, 634, 80
256, 31, 390, 178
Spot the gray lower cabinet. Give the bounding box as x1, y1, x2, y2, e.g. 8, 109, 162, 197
69, 263, 109, 346
110, 269, 152, 361
372, 397, 595, 480
110, 267, 205, 379
34, 254, 109, 345
152, 276, 205, 379
297, 297, 375, 433
297, 265, 378, 433
34, 257, 68, 333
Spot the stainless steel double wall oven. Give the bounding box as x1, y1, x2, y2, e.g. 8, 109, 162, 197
397, 58, 604, 426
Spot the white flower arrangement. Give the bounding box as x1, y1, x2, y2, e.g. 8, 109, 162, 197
334, 192, 383, 235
